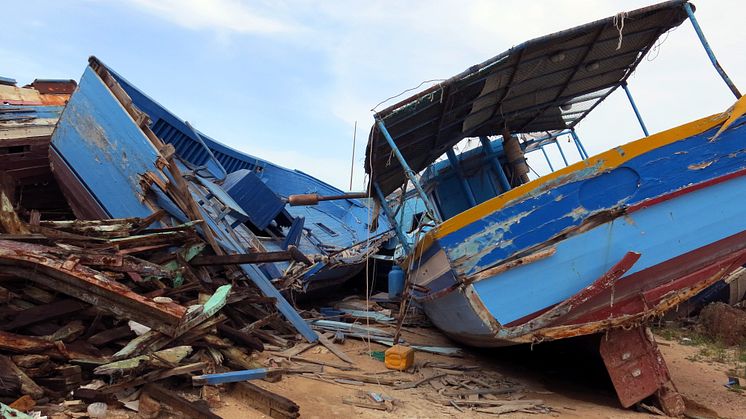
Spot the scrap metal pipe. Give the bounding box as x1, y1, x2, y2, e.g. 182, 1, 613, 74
287, 192, 369, 206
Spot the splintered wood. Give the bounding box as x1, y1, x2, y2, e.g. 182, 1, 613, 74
0, 215, 307, 417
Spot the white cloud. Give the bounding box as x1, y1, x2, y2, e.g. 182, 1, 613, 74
127, 0, 297, 34
119, 0, 746, 189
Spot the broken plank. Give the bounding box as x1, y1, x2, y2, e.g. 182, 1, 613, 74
0, 299, 88, 331
190, 246, 310, 266
144, 383, 221, 419
341, 398, 388, 411
322, 371, 409, 386
100, 362, 207, 394
317, 332, 355, 365
394, 372, 447, 390
0, 355, 43, 399
86, 325, 134, 346
442, 385, 523, 397
232, 381, 299, 419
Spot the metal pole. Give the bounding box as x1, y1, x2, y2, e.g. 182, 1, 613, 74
554, 139, 569, 167
684, 2, 741, 99
374, 183, 412, 254
376, 119, 441, 222
480, 136, 512, 193
621, 81, 650, 137
445, 148, 477, 207
540, 145, 554, 172
570, 129, 589, 160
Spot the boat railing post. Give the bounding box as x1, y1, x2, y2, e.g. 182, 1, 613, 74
621, 81, 650, 137
445, 148, 477, 207
479, 136, 512, 193
684, 2, 741, 99
555, 138, 569, 167
570, 129, 589, 160
374, 183, 412, 255
540, 145, 554, 173
376, 118, 441, 223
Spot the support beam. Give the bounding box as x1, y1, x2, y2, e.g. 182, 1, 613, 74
684, 3, 741, 99
375, 119, 440, 222
445, 148, 477, 207
570, 130, 589, 160
539, 146, 554, 172
374, 183, 411, 254
621, 81, 650, 137
555, 139, 569, 167
479, 137, 511, 193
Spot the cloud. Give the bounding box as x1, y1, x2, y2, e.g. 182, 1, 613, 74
127, 0, 297, 34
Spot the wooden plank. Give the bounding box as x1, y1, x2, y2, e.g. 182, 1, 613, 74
316, 333, 355, 365
143, 383, 221, 419
0, 299, 88, 331
232, 382, 299, 419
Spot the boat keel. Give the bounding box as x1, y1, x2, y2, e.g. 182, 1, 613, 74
599, 326, 684, 416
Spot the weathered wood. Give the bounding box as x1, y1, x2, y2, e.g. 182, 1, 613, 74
144, 383, 221, 419
0, 188, 30, 234
342, 398, 388, 411
0, 330, 55, 353
0, 356, 21, 396
0, 299, 88, 331
217, 324, 264, 352
394, 372, 447, 389
191, 246, 310, 266
322, 371, 409, 386
86, 325, 134, 346
93, 346, 192, 376
100, 362, 207, 394
317, 332, 355, 365
232, 382, 299, 419
0, 355, 43, 398
442, 385, 523, 397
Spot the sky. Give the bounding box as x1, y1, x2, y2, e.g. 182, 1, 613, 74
4, 0, 745, 190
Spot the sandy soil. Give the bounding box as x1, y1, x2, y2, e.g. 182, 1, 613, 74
211, 329, 746, 419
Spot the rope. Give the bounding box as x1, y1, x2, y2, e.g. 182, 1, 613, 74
613, 11, 628, 51
371, 79, 446, 113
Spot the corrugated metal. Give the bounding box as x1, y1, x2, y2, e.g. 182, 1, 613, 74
366, 0, 690, 195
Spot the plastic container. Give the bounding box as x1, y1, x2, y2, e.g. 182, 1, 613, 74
388, 265, 405, 299
385, 344, 415, 371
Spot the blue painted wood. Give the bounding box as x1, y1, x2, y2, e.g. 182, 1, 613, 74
474, 172, 746, 325
51, 64, 318, 342
193, 368, 269, 385
50, 67, 163, 219
223, 169, 286, 230
438, 116, 746, 279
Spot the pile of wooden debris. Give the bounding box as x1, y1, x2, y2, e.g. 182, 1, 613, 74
0, 207, 309, 418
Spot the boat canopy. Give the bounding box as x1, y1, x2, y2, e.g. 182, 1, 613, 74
365, 0, 690, 196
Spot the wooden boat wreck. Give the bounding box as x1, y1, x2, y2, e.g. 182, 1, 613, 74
364, 1, 745, 413
47, 57, 391, 297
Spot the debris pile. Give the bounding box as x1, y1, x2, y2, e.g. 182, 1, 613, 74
0, 210, 316, 417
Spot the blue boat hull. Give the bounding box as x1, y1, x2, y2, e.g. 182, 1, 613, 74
410, 102, 746, 346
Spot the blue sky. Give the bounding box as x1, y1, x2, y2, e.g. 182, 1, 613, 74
4, 0, 744, 189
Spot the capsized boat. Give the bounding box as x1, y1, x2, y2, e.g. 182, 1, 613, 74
364, 1, 744, 413
50, 57, 392, 295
